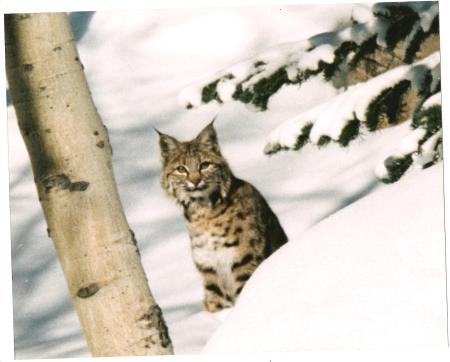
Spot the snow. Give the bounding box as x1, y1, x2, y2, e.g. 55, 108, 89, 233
419, 2, 439, 32
395, 126, 427, 156
7, 4, 446, 359
373, 121, 427, 180
179, 85, 203, 108
350, 3, 374, 24
296, 44, 335, 71
216, 79, 237, 103
403, 21, 421, 59
414, 130, 443, 167
423, 92, 442, 108
203, 164, 447, 353
375, 18, 389, 48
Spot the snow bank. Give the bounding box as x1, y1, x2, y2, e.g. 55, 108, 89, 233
203, 164, 447, 353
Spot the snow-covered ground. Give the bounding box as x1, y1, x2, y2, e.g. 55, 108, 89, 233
204, 164, 447, 352
8, 4, 446, 358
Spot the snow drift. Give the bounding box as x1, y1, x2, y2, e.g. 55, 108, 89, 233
203, 164, 447, 353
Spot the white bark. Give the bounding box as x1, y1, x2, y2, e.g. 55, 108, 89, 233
5, 13, 173, 356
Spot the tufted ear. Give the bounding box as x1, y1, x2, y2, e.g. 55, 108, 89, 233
194, 118, 220, 153
156, 129, 180, 162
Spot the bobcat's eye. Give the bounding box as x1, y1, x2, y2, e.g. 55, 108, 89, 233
176, 165, 188, 174
200, 161, 212, 171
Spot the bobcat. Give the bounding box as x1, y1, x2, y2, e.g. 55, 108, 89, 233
158, 121, 287, 312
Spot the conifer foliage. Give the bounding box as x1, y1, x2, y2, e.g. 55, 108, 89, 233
180, 2, 441, 183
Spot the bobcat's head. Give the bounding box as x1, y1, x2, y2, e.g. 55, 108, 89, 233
158, 121, 233, 207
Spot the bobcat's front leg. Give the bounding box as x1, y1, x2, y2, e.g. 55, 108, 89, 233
202, 273, 232, 312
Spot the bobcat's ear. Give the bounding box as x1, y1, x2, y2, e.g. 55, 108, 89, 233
195, 118, 220, 153
156, 129, 180, 161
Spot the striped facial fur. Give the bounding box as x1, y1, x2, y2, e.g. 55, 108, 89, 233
159, 122, 232, 208
158, 121, 288, 312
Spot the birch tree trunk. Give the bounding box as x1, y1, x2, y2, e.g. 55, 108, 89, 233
5, 13, 173, 356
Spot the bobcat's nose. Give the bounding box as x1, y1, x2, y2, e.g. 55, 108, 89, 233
187, 178, 206, 191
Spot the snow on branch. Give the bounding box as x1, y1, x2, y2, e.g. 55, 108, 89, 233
375, 91, 442, 183
179, 2, 439, 111
265, 51, 441, 183
264, 52, 440, 153
374, 61, 441, 183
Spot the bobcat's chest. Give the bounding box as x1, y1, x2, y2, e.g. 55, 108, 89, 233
189, 230, 236, 291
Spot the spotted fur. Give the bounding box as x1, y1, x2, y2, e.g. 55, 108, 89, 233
158, 121, 287, 312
